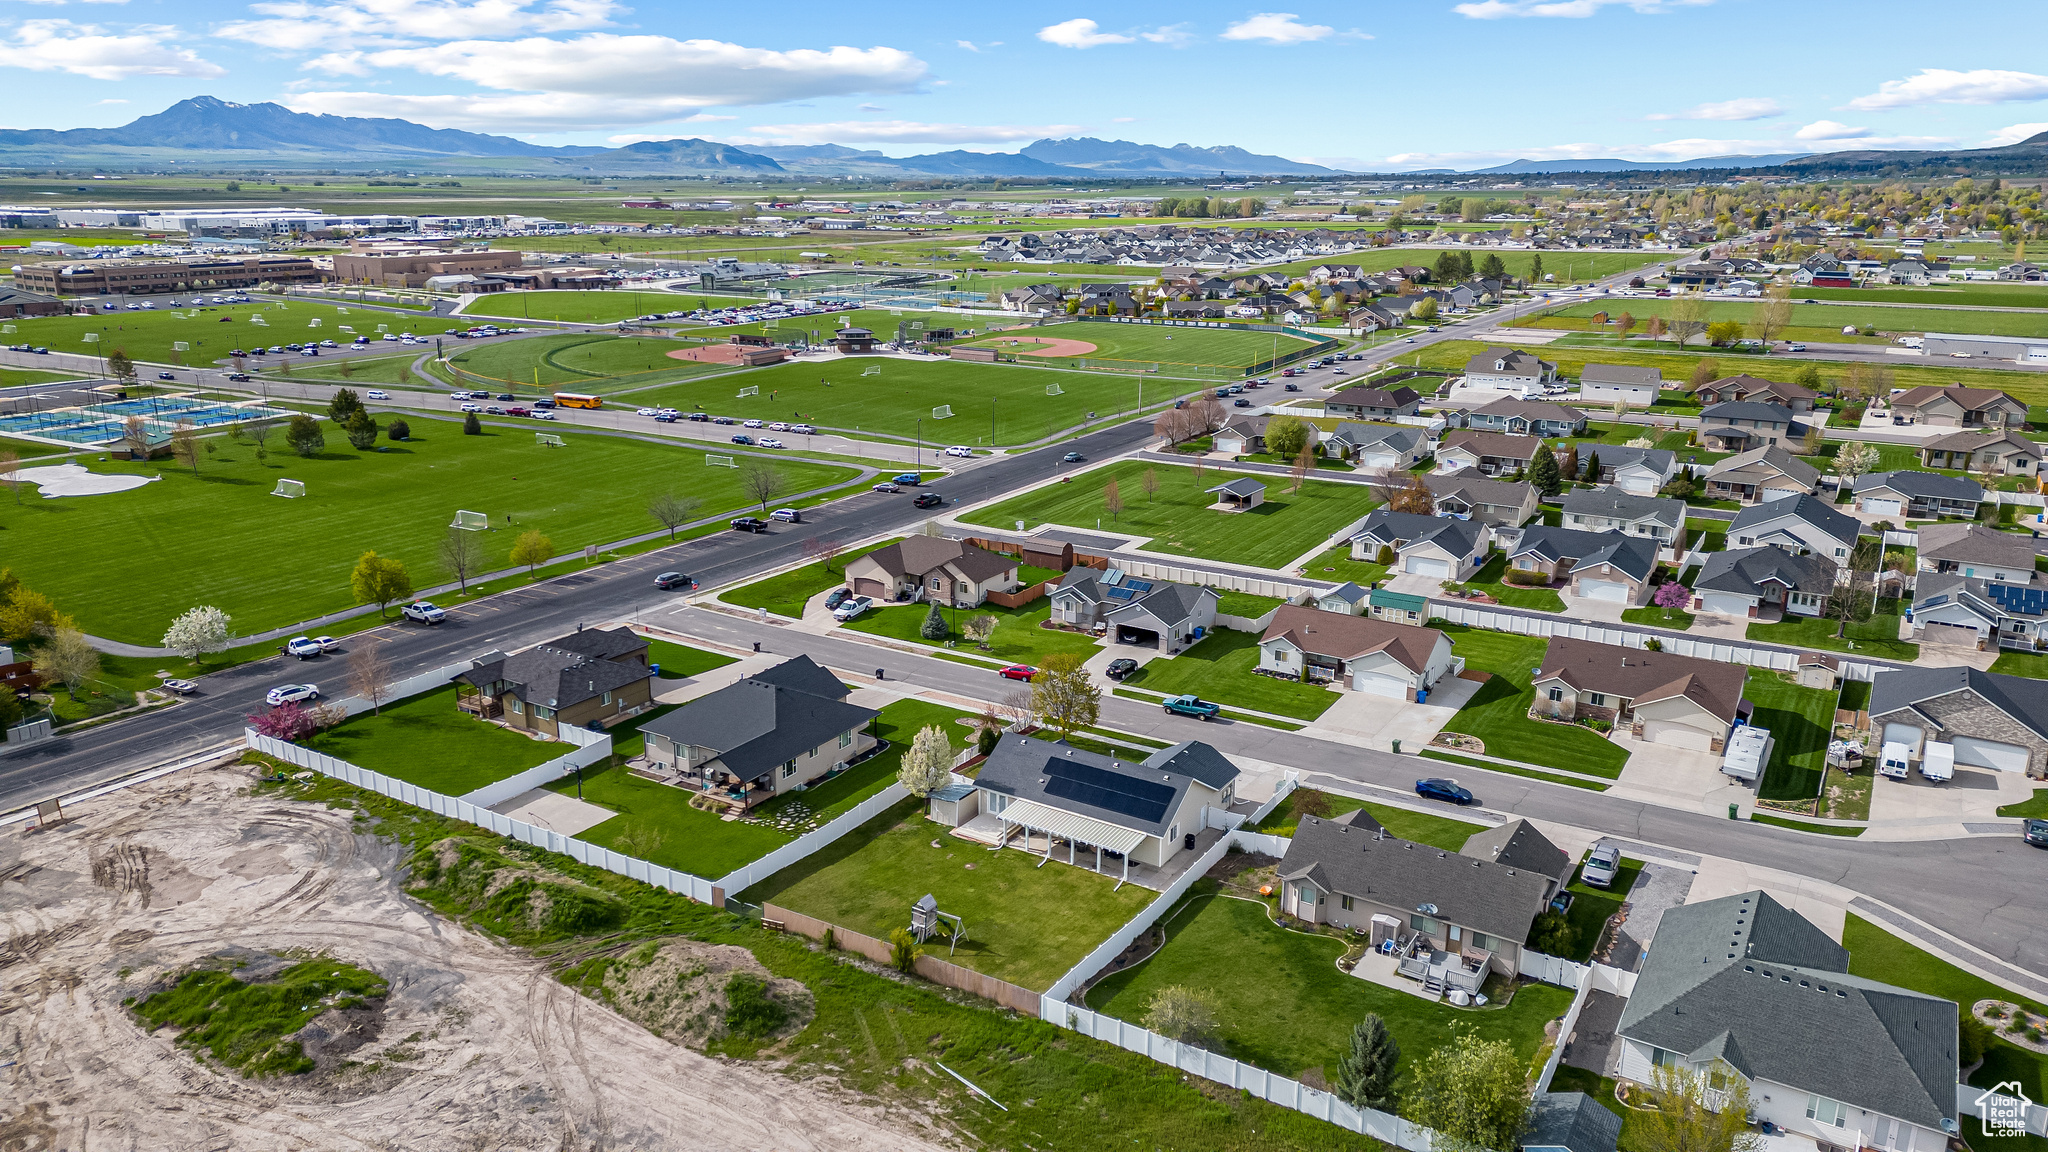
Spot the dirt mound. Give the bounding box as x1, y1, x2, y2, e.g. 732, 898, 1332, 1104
589, 939, 814, 1050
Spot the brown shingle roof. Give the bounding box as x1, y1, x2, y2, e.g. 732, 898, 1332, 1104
1920, 428, 2039, 455
1259, 605, 1442, 673
864, 537, 1016, 584
1440, 428, 1542, 462
1892, 385, 2021, 412
1533, 636, 1747, 725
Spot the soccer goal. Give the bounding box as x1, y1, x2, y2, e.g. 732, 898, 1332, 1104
173, 341, 190, 352
763, 319, 779, 330
450, 509, 489, 531
270, 478, 305, 499
861, 366, 881, 377
736, 384, 760, 399
536, 432, 565, 447
931, 404, 954, 420
1045, 383, 1065, 396
705, 453, 737, 468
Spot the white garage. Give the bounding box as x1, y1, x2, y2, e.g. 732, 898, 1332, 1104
1861, 497, 1902, 517
1641, 719, 1715, 751
1953, 735, 2030, 773
1405, 555, 1450, 578
1699, 591, 1756, 617
1579, 579, 1631, 603
1919, 619, 1986, 647
1882, 722, 1925, 753
1353, 670, 1411, 699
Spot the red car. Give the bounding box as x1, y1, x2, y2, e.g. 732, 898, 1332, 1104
506, 406, 530, 416
998, 664, 1037, 681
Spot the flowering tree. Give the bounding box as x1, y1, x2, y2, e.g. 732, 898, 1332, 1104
248, 702, 317, 741
1652, 581, 1692, 619
162, 605, 232, 663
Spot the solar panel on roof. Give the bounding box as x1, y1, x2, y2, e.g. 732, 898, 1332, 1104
1042, 758, 1175, 824
1123, 579, 1153, 594
1105, 586, 1138, 601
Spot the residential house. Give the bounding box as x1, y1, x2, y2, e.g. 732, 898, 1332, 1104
1559, 488, 1687, 550
1884, 259, 1936, 285
1324, 422, 1429, 470
1213, 416, 1269, 456
975, 733, 1239, 875
1462, 818, 1573, 902
1918, 429, 2039, 476
1159, 300, 1226, 319
1505, 526, 1661, 606
1691, 547, 1836, 619
1424, 471, 1540, 526
1522, 1094, 1623, 1152
1916, 522, 2039, 584
1703, 445, 1823, 504
452, 626, 656, 736
1315, 582, 1370, 616
1997, 261, 2043, 281
1368, 587, 1430, 626
1727, 494, 1862, 563
843, 537, 1020, 606
1324, 385, 1421, 420
1435, 429, 1543, 477
1614, 892, 1958, 1152
1911, 573, 2047, 652
1276, 808, 1555, 990
1465, 397, 1589, 438
1048, 568, 1219, 647
1575, 444, 1681, 497
1889, 385, 2028, 430
999, 284, 1064, 312
1579, 363, 1662, 407
1871, 665, 2048, 775
1698, 401, 1816, 453
1531, 636, 1751, 751
1690, 374, 1818, 413
637, 655, 879, 809
1853, 471, 1985, 520
1463, 347, 1558, 396
1256, 605, 1456, 699
1345, 302, 1405, 331
1350, 509, 1492, 580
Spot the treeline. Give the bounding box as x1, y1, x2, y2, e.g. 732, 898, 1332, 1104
1151, 197, 1265, 219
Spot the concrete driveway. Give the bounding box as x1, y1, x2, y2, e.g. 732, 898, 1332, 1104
1383, 571, 1450, 597
1606, 730, 1742, 817
1301, 675, 1479, 751
1559, 589, 1629, 623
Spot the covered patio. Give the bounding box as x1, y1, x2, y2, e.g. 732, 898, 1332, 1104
1205, 476, 1267, 511
951, 807, 1226, 892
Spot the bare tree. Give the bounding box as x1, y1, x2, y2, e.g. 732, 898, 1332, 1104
1666, 295, 1709, 347
347, 639, 393, 716
0, 449, 18, 505
647, 488, 701, 540
439, 525, 485, 592
1753, 284, 1793, 344
245, 417, 276, 463
1189, 397, 1228, 434
1289, 438, 1315, 493
804, 536, 847, 574
1103, 476, 1124, 523
998, 688, 1036, 731
170, 420, 202, 476
1142, 466, 1161, 504
1375, 470, 1435, 515
739, 458, 785, 513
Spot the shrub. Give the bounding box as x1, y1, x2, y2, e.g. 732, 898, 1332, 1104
462, 412, 482, 435
1960, 1016, 1994, 1067
1527, 909, 1578, 957
386, 418, 411, 441
1503, 568, 1550, 586
1291, 788, 1332, 818
723, 974, 789, 1039
1375, 544, 1396, 565
888, 927, 921, 973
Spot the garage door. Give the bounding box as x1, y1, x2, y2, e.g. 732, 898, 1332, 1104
1354, 671, 1410, 699
1579, 579, 1629, 603
1953, 736, 2030, 773
853, 578, 887, 598
1642, 720, 1714, 751
1882, 722, 1924, 753
1862, 498, 1902, 517
1701, 592, 1752, 617
1920, 619, 1984, 647
1405, 556, 1450, 578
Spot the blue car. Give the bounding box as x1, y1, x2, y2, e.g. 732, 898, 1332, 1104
892, 472, 922, 486
1415, 777, 1475, 806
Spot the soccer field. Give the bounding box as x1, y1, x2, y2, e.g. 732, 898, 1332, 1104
1, 421, 861, 644
445, 332, 740, 391
1539, 297, 2048, 340
958, 320, 1325, 370
3, 301, 465, 367
460, 290, 761, 324
631, 356, 1172, 445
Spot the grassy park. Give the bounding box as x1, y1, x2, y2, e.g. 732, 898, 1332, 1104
460, 290, 760, 324
1438, 625, 1632, 777
0, 417, 861, 644
1523, 297, 2048, 342
962, 461, 1374, 569
2, 299, 464, 366
303, 686, 563, 795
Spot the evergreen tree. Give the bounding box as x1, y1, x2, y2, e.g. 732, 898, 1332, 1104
1335, 1013, 1400, 1111
343, 408, 378, 450
463, 412, 482, 435
920, 601, 948, 641
1529, 442, 1561, 496
1582, 450, 1602, 483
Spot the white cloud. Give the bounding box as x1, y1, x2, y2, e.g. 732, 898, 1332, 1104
1794, 119, 1867, 141
214, 0, 619, 52
1037, 18, 1132, 48
955, 38, 980, 51
737, 119, 1084, 145
1, 19, 223, 79
1453, 0, 1709, 17
94, 96, 127, 104
1139, 23, 1195, 46
857, 103, 887, 112
1983, 122, 2048, 147
290, 34, 927, 129
1847, 68, 2048, 111
1647, 97, 1783, 121
1111, 116, 1138, 123
1221, 12, 1332, 43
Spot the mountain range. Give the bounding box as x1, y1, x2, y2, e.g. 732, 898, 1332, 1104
3, 98, 2046, 179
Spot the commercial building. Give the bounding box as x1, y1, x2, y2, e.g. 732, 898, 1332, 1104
13, 254, 320, 295
54, 207, 414, 236
330, 247, 525, 288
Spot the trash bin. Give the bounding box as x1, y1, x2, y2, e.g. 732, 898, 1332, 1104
1728, 802, 1739, 820
1184, 833, 1196, 851
650, 663, 661, 678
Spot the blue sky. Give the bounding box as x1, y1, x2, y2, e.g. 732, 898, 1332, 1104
5, 0, 2048, 170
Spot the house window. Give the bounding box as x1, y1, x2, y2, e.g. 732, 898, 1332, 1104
1468, 931, 1495, 951
840, 730, 855, 748
1411, 914, 1441, 935
782, 760, 798, 778
602, 690, 613, 706
509, 698, 524, 715
1547, 687, 1563, 702
930, 577, 945, 591
1651, 1047, 1682, 1071
1341, 895, 1354, 911
1834, 547, 1847, 558
1806, 1095, 1848, 1128
1168, 823, 1179, 842
533, 705, 556, 722
1586, 692, 1607, 707
1297, 884, 1317, 906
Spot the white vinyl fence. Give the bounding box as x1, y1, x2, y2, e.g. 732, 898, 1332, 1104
1531, 964, 1599, 1095
1518, 950, 1591, 989
1428, 602, 1892, 682
458, 723, 612, 808
1109, 557, 1324, 602
1959, 1084, 2048, 1138
713, 781, 909, 893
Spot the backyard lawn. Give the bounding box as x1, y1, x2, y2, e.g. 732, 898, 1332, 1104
1118, 628, 1340, 721
1746, 612, 1919, 662
1743, 670, 1841, 802
741, 797, 1155, 991
643, 637, 738, 679
1560, 852, 1643, 965
1448, 554, 1566, 613
1252, 788, 1485, 850
719, 540, 895, 618
961, 460, 1376, 569
839, 599, 1101, 667
302, 686, 562, 796
1438, 626, 1631, 777
1620, 604, 1695, 631
1297, 543, 1389, 585
1990, 650, 2048, 680
1086, 889, 1576, 1100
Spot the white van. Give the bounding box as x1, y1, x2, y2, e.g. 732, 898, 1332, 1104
1878, 741, 1913, 780
1920, 741, 1955, 783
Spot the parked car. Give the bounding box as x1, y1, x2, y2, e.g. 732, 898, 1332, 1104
743, 419, 765, 429
1233, 398, 1253, 408
730, 516, 769, 533
531, 410, 558, 420
160, 678, 198, 695
832, 595, 873, 621
770, 507, 801, 523
2026, 819, 2048, 849
485, 405, 506, 415
892, 472, 922, 486
1414, 777, 1475, 805
1284, 382, 1300, 392
1104, 658, 1139, 681
653, 571, 695, 590
1786, 343, 1807, 352
872, 481, 900, 493
913, 492, 943, 509
824, 588, 851, 611
459, 402, 484, 413
313, 635, 341, 652
730, 434, 755, 445
265, 683, 320, 707
1581, 844, 1621, 888
156, 371, 177, 381
998, 664, 1038, 681
285, 636, 324, 659
758, 437, 786, 449
945, 445, 973, 458
789, 423, 815, 434
1161, 694, 1220, 720
400, 601, 446, 624
506, 406, 530, 417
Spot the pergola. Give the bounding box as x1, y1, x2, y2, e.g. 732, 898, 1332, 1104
994, 797, 1147, 886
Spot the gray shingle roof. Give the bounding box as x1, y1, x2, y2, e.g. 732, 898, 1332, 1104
455, 627, 651, 711
1694, 547, 1837, 597
1327, 421, 1423, 453
1509, 526, 1658, 582
1352, 508, 1487, 557
1868, 666, 2048, 742
1727, 492, 1858, 546
1426, 471, 1534, 512
1576, 444, 1676, 476
1461, 819, 1570, 888
1854, 470, 1985, 503
1208, 477, 1268, 497
1524, 1092, 1623, 1152
1616, 891, 1957, 1130
1559, 488, 1684, 530
1105, 580, 1217, 631
1914, 522, 2040, 568
638, 656, 878, 781
1277, 812, 1553, 944
974, 732, 1237, 837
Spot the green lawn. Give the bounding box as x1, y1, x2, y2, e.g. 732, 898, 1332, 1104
1215, 590, 1287, 618
0, 366, 78, 388
1560, 853, 1643, 964
718, 542, 893, 618
1298, 543, 1390, 584
1438, 626, 1630, 777
461, 289, 760, 324
1996, 789, 2048, 818
1420, 750, 1610, 791
1252, 789, 1485, 849
0, 419, 861, 644
1746, 613, 1920, 662
1119, 628, 1340, 721
643, 637, 738, 679
1798, 283, 2048, 309
1743, 671, 1842, 802
446, 332, 736, 393
1085, 890, 1576, 1097
1991, 650, 2048, 680
281, 353, 429, 387
740, 797, 1155, 991
1621, 605, 1695, 630
963, 461, 1374, 569
1747, 812, 1864, 836
1449, 554, 1567, 612
1684, 519, 1727, 556
6, 299, 462, 366
302, 686, 563, 795
841, 599, 1101, 666
959, 320, 1322, 370
1532, 297, 2048, 343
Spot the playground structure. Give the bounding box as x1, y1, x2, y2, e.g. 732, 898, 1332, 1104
910, 893, 965, 955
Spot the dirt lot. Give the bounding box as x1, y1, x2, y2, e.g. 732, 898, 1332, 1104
0, 766, 953, 1152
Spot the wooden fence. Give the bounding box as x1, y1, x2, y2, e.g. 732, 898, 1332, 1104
762, 902, 1043, 1016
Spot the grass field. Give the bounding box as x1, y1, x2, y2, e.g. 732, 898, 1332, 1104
1086, 889, 1575, 1095
740, 797, 1155, 991
445, 332, 738, 392
643, 637, 737, 680
841, 600, 1101, 666
0, 366, 78, 387
460, 290, 760, 324
962, 460, 1374, 568
1268, 249, 1664, 283
962, 320, 1323, 370
634, 356, 1170, 445
1746, 612, 1919, 662
0, 418, 859, 644
1119, 628, 1340, 721
1798, 284, 2048, 310
1251, 788, 1485, 848
4, 300, 463, 366
1744, 670, 1841, 802
1450, 554, 1567, 612
1529, 297, 2048, 341
278, 353, 426, 387
303, 686, 563, 795
1438, 625, 1631, 777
